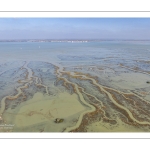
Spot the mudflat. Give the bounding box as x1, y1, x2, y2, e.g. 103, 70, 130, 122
0, 41, 150, 132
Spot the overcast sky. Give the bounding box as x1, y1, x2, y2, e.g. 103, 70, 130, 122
0, 18, 150, 40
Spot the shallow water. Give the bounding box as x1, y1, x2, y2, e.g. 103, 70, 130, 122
0, 41, 150, 132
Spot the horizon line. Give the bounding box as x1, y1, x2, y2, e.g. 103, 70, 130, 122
0, 39, 150, 41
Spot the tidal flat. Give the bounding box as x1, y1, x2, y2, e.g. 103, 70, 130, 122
0, 41, 150, 132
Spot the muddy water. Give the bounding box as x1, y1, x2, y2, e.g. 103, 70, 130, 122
55, 63, 96, 132
0, 41, 150, 132
0, 62, 49, 120
57, 66, 150, 126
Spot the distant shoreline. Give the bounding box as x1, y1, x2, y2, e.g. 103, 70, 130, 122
0, 39, 150, 42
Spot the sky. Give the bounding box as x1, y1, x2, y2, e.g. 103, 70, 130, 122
0, 18, 150, 40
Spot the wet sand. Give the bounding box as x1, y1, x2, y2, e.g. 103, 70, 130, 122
12, 92, 86, 128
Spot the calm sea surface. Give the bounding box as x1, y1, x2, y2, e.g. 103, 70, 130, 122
0, 41, 150, 63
